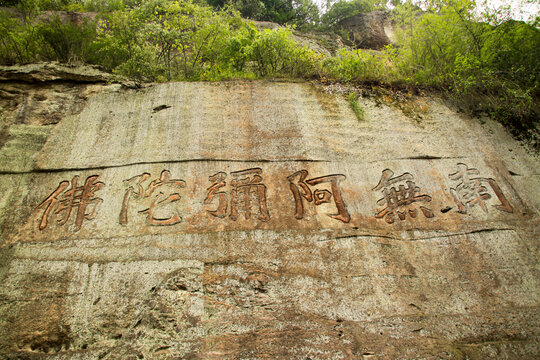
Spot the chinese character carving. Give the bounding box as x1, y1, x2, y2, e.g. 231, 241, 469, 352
372, 169, 434, 224
38, 175, 104, 231
119, 170, 186, 226
287, 170, 350, 223
204, 168, 270, 222
204, 172, 228, 218
448, 163, 513, 214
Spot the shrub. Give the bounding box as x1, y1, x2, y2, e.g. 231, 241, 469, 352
248, 27, 317, 78
348, 92, 365, 121
0, 10, 39, 64
37, 16, 97, 62
322, 48, 395, 83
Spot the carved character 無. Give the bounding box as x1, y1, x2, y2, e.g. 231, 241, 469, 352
372, 169, 434, 224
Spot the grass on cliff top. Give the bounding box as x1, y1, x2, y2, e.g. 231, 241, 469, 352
348, 92, 365, 122
0, 0, 538, 149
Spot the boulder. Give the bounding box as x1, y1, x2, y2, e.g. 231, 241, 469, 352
338, 10, 395, 50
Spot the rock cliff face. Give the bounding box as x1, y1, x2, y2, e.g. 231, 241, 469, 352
338, 11, 394, 50
0, 64, 539, 359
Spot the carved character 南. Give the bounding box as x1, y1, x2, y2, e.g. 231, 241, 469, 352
448, 163, 512, 214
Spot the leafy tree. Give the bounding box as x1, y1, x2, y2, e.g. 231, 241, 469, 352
5, 0, 72, 11
289, 0, 319, 27
392, 0, 540, 146
206, 0, 319, 26
484, 20, 540, 88
0, 9, 39, 64
163, 1, 236, 79
321, 0, 374, 28
206, 0, 266, 19
392, 0, 486, 84
92, 6, 146, 74
248, 27, 317, 77
37, 16, 97, 62
91, 0, 257, 81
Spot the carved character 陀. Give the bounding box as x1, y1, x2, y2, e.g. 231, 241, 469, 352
119, 170, 186, 226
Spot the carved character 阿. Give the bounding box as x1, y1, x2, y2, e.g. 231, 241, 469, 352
288, 170, 350, 223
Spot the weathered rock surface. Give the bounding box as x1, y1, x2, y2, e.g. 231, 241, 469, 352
338, 11, 394, 50
253, 12, 395, 54
0, 75, 539, 359
253, 20, 340, 56
0, 62, 113, 83
0, 63, 129, 173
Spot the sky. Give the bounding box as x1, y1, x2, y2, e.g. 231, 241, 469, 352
482, 0, 539, 22
312, 0, 539, 22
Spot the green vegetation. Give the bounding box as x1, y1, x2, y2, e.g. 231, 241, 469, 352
0, 0, 538, 146
206, 0, 320, 28
0, 0, 321, 80
348, 92, 365, 121
392, 0, 539, 144
321, 0, 375, 28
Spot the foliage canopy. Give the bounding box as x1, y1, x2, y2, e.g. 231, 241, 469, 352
0, 0, 538, 146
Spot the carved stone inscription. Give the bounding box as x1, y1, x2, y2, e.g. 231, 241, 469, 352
372, 169, 434, 224
38, 175, 104, 231
35, 163, 516, 233
119, 170, 186, 226
205, 168, 270, 222
448, 163, 513, 214
287, 170, 350, 223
